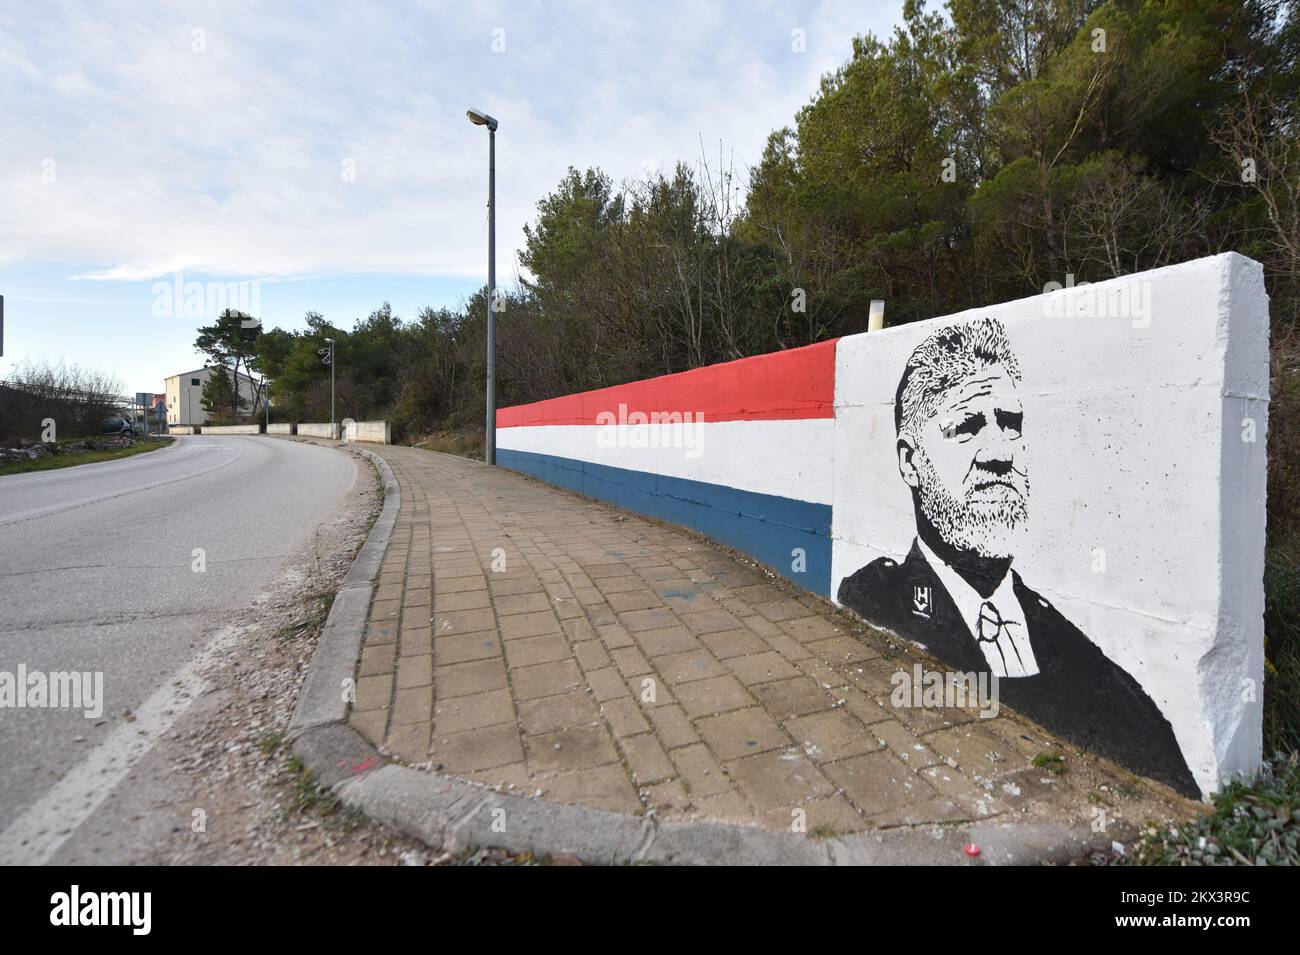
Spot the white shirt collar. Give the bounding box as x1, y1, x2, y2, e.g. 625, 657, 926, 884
914, 537, 1038, 678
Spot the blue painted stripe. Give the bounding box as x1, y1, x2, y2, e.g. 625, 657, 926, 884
498, 448, 832, 595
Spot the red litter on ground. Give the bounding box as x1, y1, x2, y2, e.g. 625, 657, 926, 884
963, 843, 980, 858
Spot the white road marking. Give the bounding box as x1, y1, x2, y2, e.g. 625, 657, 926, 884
0, 624, 250, 865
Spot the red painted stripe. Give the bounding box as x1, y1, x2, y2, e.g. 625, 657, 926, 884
497, 339, 838, 428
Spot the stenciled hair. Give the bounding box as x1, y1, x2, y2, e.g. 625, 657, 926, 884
894, 317, 1022, 437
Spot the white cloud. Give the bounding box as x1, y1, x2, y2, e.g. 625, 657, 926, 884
0, 0, 904, 284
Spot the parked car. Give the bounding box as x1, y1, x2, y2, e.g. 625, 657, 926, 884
101, 416, 133, 435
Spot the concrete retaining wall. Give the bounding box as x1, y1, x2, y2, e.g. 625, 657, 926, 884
267, 423, 296, 435
200, 424, 261, 435
344, 420, 391, 444
495, 253, 1269, 799
169, 425, 199, 435
298, 423, 340, 439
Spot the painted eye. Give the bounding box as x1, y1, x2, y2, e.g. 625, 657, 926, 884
951, 412, 985, 439
996, 409, 1023, 436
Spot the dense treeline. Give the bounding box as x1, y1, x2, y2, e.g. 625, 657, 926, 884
252, 0, 1298, 530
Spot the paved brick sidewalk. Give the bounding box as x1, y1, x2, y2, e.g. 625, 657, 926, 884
347, 445, 1188, 837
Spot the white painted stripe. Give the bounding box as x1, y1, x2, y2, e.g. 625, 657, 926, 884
0, 624, 248, 865
497, 418, 833, 505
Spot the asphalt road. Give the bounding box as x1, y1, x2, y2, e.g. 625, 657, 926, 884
0, 435, 357, 853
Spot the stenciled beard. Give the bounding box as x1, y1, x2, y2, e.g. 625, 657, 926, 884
913, 448, 1028, 559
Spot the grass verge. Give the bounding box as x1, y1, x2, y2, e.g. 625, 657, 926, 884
0, 437, 174, 476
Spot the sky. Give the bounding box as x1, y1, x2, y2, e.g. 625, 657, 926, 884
0, 0, 906, 395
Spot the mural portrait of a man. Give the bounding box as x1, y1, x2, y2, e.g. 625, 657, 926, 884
837, 317, 1198, 795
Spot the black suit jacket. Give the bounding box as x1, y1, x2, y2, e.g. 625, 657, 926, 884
838, 542, 1198, 797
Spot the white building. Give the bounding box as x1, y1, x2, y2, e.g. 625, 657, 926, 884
164, 366, 264, 426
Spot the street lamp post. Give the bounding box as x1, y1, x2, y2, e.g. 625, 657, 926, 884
322, 337, 336, 438
467, 107, 498, 465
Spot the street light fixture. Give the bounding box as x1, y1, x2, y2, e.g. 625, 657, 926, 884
467, 107, 498, 464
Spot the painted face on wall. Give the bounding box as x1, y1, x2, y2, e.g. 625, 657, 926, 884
900, 364, 1028, 559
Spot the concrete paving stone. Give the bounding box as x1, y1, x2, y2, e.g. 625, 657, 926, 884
553, 598, 586, 621
609, 645, 654, 678
585, 562, 633, 580
796, 656, 850, 690
635, 625, 702, 657
625, 673, 671, 708
647, 704, 699, 749
924, 723, 1032, 776
463, 760, 533, 792
392, 686, 434, 725
436, 590, 493, 612
387, 722, 432, 763
369, 598, 401, 620
349, 708, 388, 746
435, 658, 509, 698
654, 648, 729, 685
620, 732, 677, 785
435, 607, 497, 636
919, 765, 1006, 818
670, 742, 734, 798
870, 718, 941, 768
690, 791, 757, 826
644, 778, 693, 816
585, 666, 631, 703
431, 722, 525, 774
784, 709, 882, 763
537, 763, 642, 814
726, 749, 836, 813
494, 592, 554, 616
595, 575, 647, 594
753, 600, 815, 624
359, 644, 396, 677
433, 631, 501, 665
364, 621, 398, 645
779, 616, 846, 643
436, 575, 488, 595
562, 616, 598, 642
587, 604, 620, 627
804, 635, 879, 665
696, 708, 790, 761
600, 696, 651, 738
748, 676, 832, 720
434, 687, 515, 734
374, 583, 403, 602
605, 589, 665, 613
511, 659, 584, 701
868, 797, 970, 828
672, 675, 755, 718
354, 673, 393, 711
524, 723, 621, 774
596, 622, 635, 649
403, 588, 432, 608
499, 610, 562, 640
638, 565, 682, 581
396, 653, 433, 689
571, 639, 612, 673
487, 576, 543, 596
518, 693, 602, 737
698, 628, 769, 659
618, 606, 679, 632
763, 793, 869, 835
503, 632, 571, 668
821, 750, 935, 817
724, 650, 802, 686
399, 629, 433, 657
572, 586, 603, 605
677, 609, 742, 634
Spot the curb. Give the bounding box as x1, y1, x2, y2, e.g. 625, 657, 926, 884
285, 445, 1118, 865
